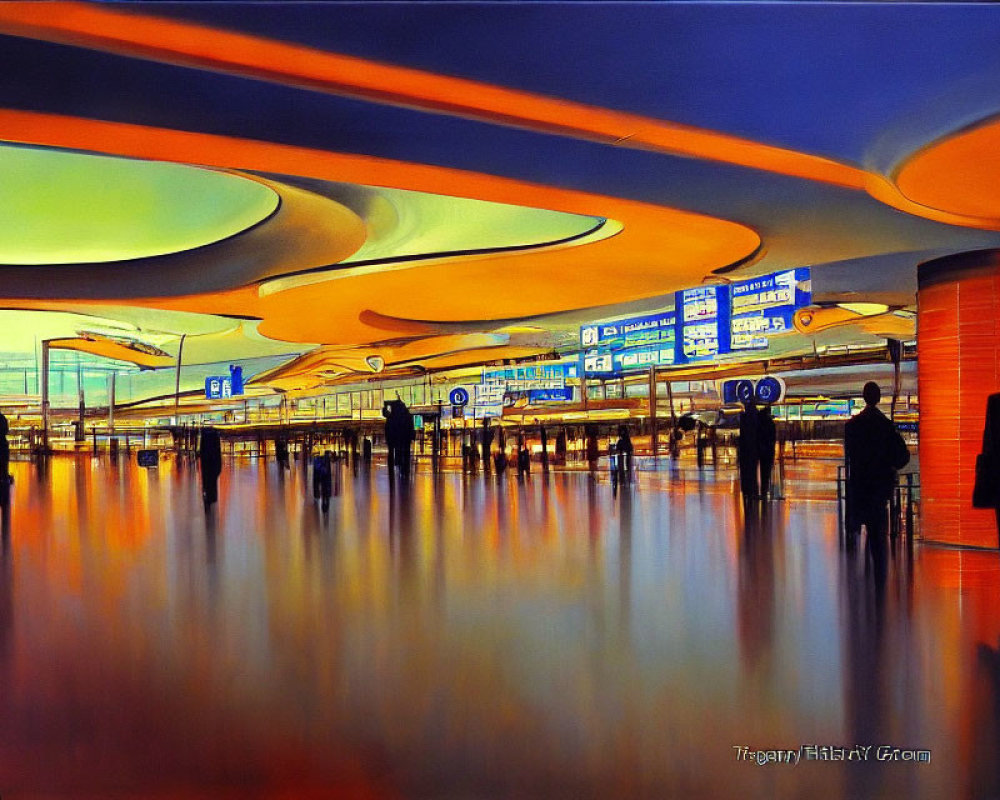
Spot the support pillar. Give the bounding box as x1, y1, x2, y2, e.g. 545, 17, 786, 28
107, 372, 116, 434
648, 366, 658, 459
173, 334, 186, 425
918, 250, 1000, 548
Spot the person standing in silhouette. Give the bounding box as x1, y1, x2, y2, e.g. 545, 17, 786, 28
738, 401, 760, 506
844, 382, 910, 584
586, 426, 600, 473
382, 397, 415, 479
317, 451, 333, 512
0, 413, 9, 510
480, 418, 494, 474
615, 425, 633, 484
977, 393, 1000, 547
758, 406, 777, 500
275, 437, 289, 469
198, 426, 223, 511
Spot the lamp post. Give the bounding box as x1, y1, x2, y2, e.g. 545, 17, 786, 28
173, 334, 187, 425
40, 339, 50, 454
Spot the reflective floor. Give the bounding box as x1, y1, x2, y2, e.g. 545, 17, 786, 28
1, 455, 999, 798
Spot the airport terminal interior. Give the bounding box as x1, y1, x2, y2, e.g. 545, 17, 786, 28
3, 1, 1000, 797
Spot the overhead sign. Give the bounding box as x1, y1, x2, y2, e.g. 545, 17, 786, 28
730, 268, 811, 351
136, 449, 159, 468
482, 363, 577, 383
449, 387, 470, 407
205, 364, 245, 400
580, 311, 676, 377
205, 376, 233, 400
721, 375, 787, 405
680, 286, 727, 362
754, 376, 785, 404
735, 380, 756, 405
579, 269, 812, 376
527, 388, 573, 403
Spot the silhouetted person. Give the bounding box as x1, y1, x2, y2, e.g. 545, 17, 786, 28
362, 437, 373, 463
586, 427, 600, 472
555, 430, 567, 464
615, 425, 633, 483
0, 414, 9, 509
315, 451, 333, 512
517, 444, 531, 477
977, 393, 1000, 548
758, 406, 777, 500
275, 437, 289, 468
198, 427, 222, 511
383, 397, 415, 478
493, 449, 508, 475
844, 382, 910, 587
738, 402, 760, 505
480, 418, 494, 473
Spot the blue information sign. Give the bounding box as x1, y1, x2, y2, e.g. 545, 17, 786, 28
449, 387, 470, 406
721, 376, 786, 405
205, 376, 233, 400
579, 268, 812, 375
754, 376, 784, 404
730, 268, 811, 351
580, 312, 676, 376
206, 364, 246, 400
528, 388, 573, 403
735, 380, 756, 405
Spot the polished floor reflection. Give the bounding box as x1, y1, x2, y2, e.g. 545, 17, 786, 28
0, 455, 998, 798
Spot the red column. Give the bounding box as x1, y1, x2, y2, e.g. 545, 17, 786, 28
919, 250, 1000, 548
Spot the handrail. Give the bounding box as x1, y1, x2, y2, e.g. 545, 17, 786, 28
836, 464, 919, 539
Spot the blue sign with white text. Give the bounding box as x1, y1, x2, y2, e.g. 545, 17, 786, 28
730, 268, 811, 351
205, 376, 232, 400
528, 388, 573, 403
580, 312, 676, 376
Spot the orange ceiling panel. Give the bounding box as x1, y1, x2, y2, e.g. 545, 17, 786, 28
0, 1, 864, 190
894, 118, 1000, 225
0, 110, 761, 347
47, 337, 174, 368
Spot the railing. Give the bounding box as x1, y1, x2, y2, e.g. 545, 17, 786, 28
836, 464, 920, 539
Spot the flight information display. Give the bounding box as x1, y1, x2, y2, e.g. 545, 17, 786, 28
580, 312, 676, 376
680, 286, 725, 362
729, 268, 811, 351
578, 268, 812, 375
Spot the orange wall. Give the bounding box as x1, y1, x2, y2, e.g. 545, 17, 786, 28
919, 254, 1000, 548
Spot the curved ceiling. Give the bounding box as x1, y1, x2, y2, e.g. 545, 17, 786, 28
894, 117, 1000, 224
0, 144, 278, 264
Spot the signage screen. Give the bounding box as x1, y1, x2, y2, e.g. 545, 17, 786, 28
580, 312, 676, 376
680, 286, 728, 362
729, 268, 811, 351
681, 286, 719, 324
